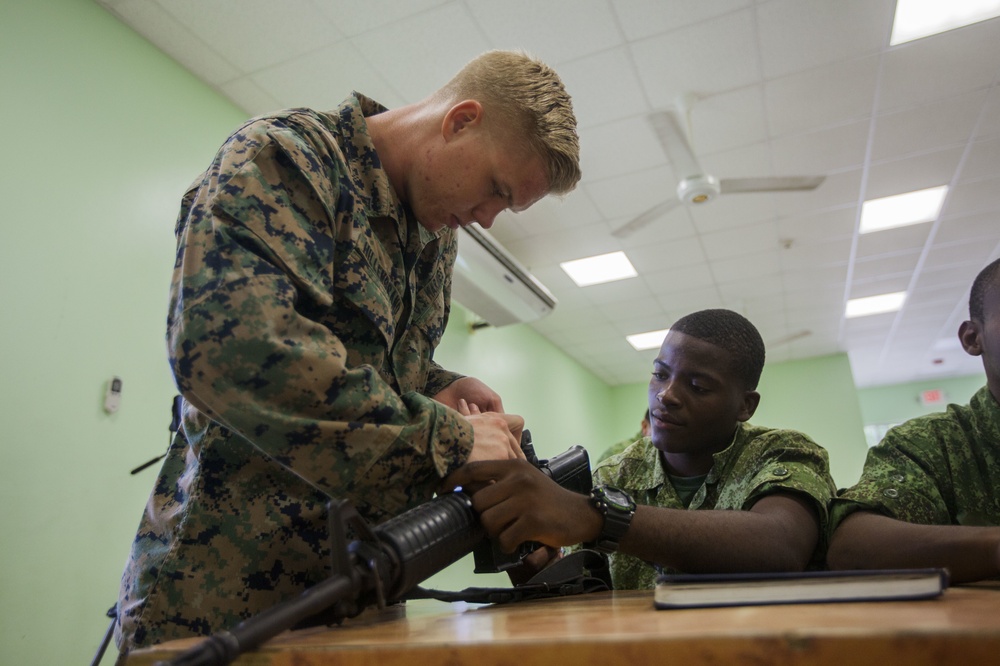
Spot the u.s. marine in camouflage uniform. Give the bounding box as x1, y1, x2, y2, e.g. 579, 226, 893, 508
828, 258, 1000, 583
449, 309, 836, 588
115, 50, 580, 652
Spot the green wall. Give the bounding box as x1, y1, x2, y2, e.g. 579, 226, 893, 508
0, 1, 247, 665
856, 373, 985, 427
754, 354, 867, 488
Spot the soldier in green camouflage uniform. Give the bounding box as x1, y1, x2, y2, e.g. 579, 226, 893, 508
828, 258, 1000, 583
114, 50, 581, 653
594, 421, 834, 589
449, 310, 836, 589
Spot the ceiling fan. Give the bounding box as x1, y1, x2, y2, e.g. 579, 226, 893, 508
611, 96, 827, 238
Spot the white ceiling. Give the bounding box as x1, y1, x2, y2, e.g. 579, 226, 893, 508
95, 0, 1000, 387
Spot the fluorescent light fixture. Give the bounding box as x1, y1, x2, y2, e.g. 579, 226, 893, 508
845, 292, 907, 318
626, 328, 670, 351
560, 251, 637, 287
891, 0, 1000, 45
860, 185, 948, 234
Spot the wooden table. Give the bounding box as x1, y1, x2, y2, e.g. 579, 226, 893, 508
128, 585, 1000, 666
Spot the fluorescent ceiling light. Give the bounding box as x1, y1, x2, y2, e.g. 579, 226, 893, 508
891, 0, 1000, 45
626, 328, 670, 351
560, 251, 637, 287
845, 292, 907, 318
860, 185, 948, 234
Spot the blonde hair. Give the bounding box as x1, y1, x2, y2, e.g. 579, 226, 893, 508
437, 50, 581, 194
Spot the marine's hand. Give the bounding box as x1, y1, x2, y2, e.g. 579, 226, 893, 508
462, 411, 526, 464
432, 376, 504, 412
444, 460, 602, 552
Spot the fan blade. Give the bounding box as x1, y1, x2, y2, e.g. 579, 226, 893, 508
719, 176, 825, 194
649, 109, 703, 181
610, 198, 682, 238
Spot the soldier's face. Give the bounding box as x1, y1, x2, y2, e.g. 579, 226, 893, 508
407, 103, 549, 234
647, 332, 757, 475
966, 283, 1000, 398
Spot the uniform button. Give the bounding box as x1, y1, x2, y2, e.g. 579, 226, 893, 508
891, 474, 905, 483
772, 466, 789, 478
883, 488, 899, 499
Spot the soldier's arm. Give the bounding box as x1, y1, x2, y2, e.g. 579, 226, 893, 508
619, 493, 820, 573
827, 511, 1000, 583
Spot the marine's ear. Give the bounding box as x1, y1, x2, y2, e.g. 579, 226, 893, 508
441, 99, 483, 140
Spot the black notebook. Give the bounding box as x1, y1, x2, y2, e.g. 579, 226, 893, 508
654, 568, 949, 609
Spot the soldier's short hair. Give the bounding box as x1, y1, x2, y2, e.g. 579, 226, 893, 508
436, 50, 581, 195
969, 257, 1000, 323
670, 309, 766, 390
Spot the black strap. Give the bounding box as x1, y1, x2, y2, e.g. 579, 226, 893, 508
406, 549, 611, 604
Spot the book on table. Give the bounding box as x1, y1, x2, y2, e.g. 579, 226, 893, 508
654, 568, 949, 609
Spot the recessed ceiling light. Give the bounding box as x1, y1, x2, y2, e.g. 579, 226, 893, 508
845, 292, 907, 318
560, 251, 638, 287
890, 0, 1000, 45
626, 328, 670, 351
860, 185, 948, 234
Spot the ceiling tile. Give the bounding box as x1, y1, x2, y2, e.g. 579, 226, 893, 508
756, 0, 891, 79
111, 0, 241, 85
962, 137, 1000, 181
557, 48, 651, 130
763, 55, 879, 135
879, 17, 1000, 112
770, 120, 870, 175
468, 0, 622, 65
249, 43, 402, 111
160, 0, 343, 73
934, 212, 1000, 245
311, 0, 450, 37
864, 148, 964, 200
630, 9, 760, 109
870, 91, 986, 162
354, 4, 489, 102
854, 224, 932, 259
612, 0, 752, 42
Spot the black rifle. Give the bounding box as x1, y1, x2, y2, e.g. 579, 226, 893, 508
158, 440, 593, 666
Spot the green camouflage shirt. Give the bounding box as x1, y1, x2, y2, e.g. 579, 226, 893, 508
593, 423, 836, 589
116, 94, 474, 650
829, 386, 1000, 532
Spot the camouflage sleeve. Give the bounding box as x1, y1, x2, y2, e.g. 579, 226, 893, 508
424, 360, 465, 397
735, 430, 837, 541
828, 424, 952, 532
168, 118, 472, 500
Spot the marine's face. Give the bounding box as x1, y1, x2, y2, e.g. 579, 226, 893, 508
407, 102, 549, 234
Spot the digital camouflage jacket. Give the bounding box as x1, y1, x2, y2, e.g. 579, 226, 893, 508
593, 423, 836, 589
830, 385, 1000, 531
116, 94, 473, 650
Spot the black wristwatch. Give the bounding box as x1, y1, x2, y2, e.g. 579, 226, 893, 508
587, 485, 636, 554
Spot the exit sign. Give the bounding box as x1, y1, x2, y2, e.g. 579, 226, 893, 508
920, 389, 945, 406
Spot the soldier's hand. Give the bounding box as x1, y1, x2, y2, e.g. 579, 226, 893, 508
444, 460, 602, 552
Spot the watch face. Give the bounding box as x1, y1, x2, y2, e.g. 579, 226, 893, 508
602, 487, 634, 511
